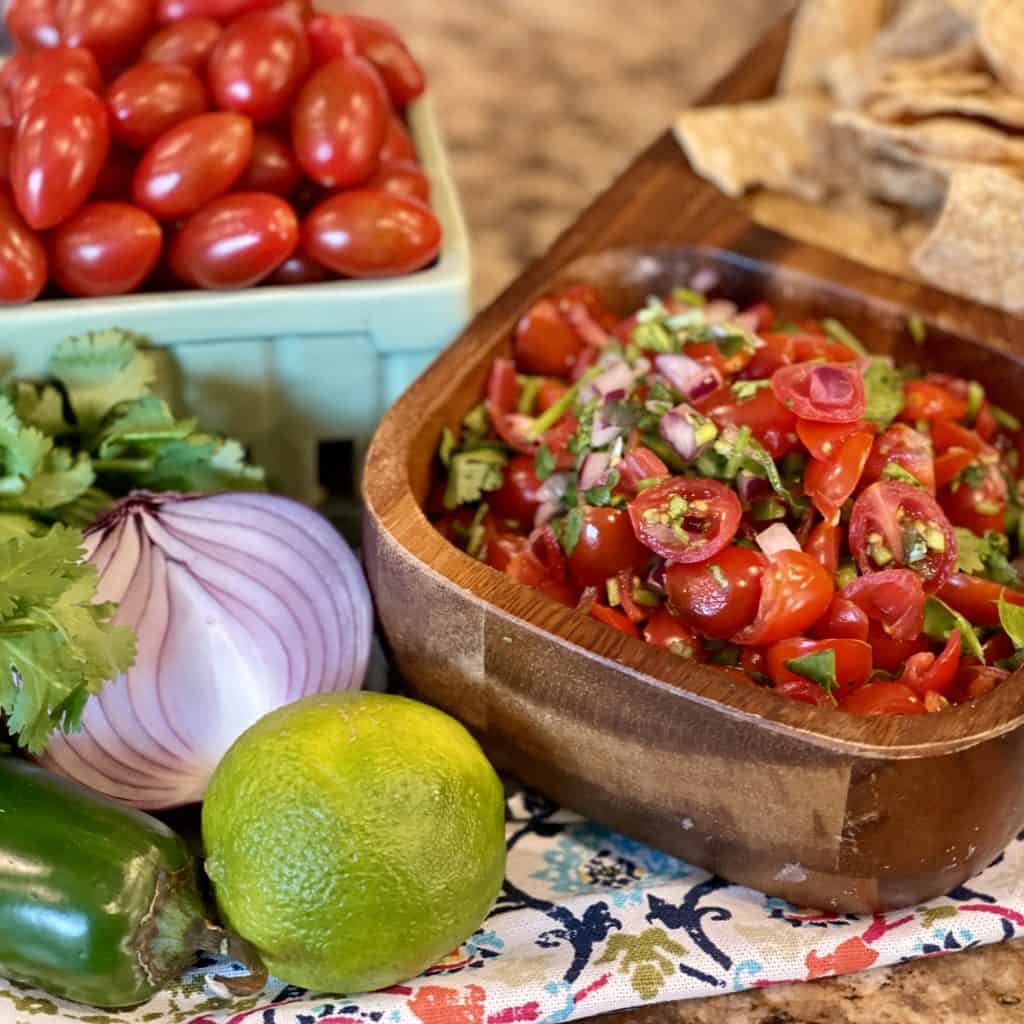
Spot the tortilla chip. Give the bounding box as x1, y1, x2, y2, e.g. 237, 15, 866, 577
944, 0, 984, 18
674, 96, 833, 201
872, 0, 974, 59
912, 166, 1024, 312
743, 189, 925, 281
866, 79, 1024, 129
779, 0, 890, 92
978, 0, 1024, 98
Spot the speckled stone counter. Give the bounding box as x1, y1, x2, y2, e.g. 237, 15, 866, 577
339, 1, 1024, 1019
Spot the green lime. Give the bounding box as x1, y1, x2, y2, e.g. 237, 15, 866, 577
201, 692, 506, 993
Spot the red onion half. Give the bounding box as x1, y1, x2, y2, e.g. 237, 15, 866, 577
39, 492, 372, 809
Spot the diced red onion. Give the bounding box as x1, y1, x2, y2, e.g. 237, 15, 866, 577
534, 501, 562, 529
736, 471, 772, 504
38, 492, 372, 810
591, 359, 635, 399
646, 559, 667, 595
734, 311, 761, 333
660, 409, 699, 460
591, 406, 624, 449
756, 522, 802, 558
537, 472, 569, 504
809, 364, 855, 407
579, 451, 611, 491
690, 268, 719, 293
655, 353, 722, 401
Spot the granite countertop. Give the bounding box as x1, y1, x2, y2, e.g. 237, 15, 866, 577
341, 1, 1023, 1019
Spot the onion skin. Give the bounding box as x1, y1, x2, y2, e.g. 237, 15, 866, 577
39, 492, 372, 810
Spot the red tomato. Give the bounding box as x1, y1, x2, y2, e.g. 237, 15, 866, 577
939, 459, 1007, 535
134, 111, 253, 220
340, 13, 425, 108
363, 159, 430, 203
208, 10, 310, 124
141, 16, 222, 72
774, 677, 836, 707
4, 0, 61, 49
7, 47, 102, 124
237, 130, 301, 196
932, 418, 988, 456
643, 609, 702, 658
302, 190, 441, 278
901, 379, 968, 423
938, 573, 1024, 627
684, 340, 753, 378
796, 419, 867, 461
0, 190, 47, 305
51, 201, 162, 297
954, 665, 1010, 703
839, 682, 926, 716
811, 596, 870, 642
848, 481, 957, 592
107, 63, 208, 150
734, 550, 833, 647
804, 520, 840, 575
588, 602, 641, 638
379, 112, 416, 163
156, 0, 276, 20
11, 84, 110, 231
169, 191, 298, 289
804, 430, 873, 524
616, 446, 670, 496
841, 568, 925, 642
665, 545, 767, 640
90, 143, 138, 199
771, 362, 866, 423
488, 453, 544, 527
59, 0, 154, 69
566, 506, 649, 588
628, 477, 742, 564
291, 55, 388, 189
766, 637, 872, 698
274, 0, 312, 21
934, 449, 976, 489
0, 127, 12, 183
536, 379, 569, 412
266, 248, 326, 285
513, 298, 584, 378
867, 621, 929, 674
860, 423, 935, 494
306, 12, 357, 66
696, 385, 798, 458
976, 401, 998, 443
896, 630, 961, 696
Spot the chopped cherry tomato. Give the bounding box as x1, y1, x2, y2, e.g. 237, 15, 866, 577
979, 631, 1015, 666
141, 16, 223, 73
107, 63, 209, 150
302, 190, 441, 278
615, 446, 669, 496
811, 596, 870, 642
11, 83, 110, 231
975, 401, 998, 443
867, 621, 929, 674
514, 298, 584, 378
838, 682, 926, 716
932, 418, 989, 456
628, 477, 742, 564
734, 549, 833, 647
796, 419, 868, 461
666, 545, 767, 641
860, 423, 936, 494
537, 379, 570, 413
938, 573, 1024, 627
567, 506, 649, 588
766, 636, 872, 698
684, 340, 753, 378
939, 458, 1007, 535
901, 379, 969, 423
896, 630, 961, 696
489, 453, 544, 528
771, 362, 866, 423
848, 481, 957, 592
934, 449, 977, 490
643, 609, 702, 658
556, 285, 618, 343
804, 429, 873, 524
774, 677, 837, 707
953, 665, 1011, 703
697, 385, 798, 458
841, 569, 925, 643
804, 520, 840, 575
588, 602, 640, 638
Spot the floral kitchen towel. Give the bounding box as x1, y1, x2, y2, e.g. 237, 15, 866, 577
4, 789, 1024, 1024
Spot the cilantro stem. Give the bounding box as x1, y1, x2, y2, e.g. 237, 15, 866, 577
93, 457, 157, 473
526, 366, 601, 441
822, 318, 868, 358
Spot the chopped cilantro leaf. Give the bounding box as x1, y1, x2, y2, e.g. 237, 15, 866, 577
715, 333, 752, 359
443, 448, 508, 509
439, 427, 456, 468
966, 381, 985, 424
562, 506, 585, 556
960, 462, 988, 490
785, 648, 838, 693
671, 286, 706, 307
862, 359, 904, 427
954, 528, 1020, 587
822, 318, 868, 358
462, 402, 490, 442
632, 321, 675, 353
707, 644, 740, 667
535, 444, 555, 481
882, 463, 924, 488
923, 596, 985, 662
731, 379, 773, 401
999, 597, 1024, 650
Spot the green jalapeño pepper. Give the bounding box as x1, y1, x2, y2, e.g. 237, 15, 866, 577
0, 758, 208, 1008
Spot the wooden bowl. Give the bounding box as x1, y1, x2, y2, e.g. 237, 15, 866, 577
363, 21, 1024, 912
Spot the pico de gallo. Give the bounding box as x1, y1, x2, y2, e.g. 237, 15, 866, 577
431, 282, 1024, 715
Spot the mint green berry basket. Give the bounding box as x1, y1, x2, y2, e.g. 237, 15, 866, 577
0, 96, 471, 506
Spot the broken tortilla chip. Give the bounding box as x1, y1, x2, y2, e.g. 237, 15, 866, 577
912, 166, 1024, 313
673, 96, 832, 201
779, 0, 889, 93
978, 0, 1024, 99
866, 79, 1024, 129
872, 0, 974, 59
944, 0, 984, 18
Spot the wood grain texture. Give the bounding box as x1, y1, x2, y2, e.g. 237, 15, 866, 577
363, 18, 1024, 913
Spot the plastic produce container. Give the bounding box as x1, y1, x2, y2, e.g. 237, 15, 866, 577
0, 96, 472, 505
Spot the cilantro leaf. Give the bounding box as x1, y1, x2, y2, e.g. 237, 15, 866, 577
712, 426, 803, 512
882, 463, 924, 488
0, 524, 136, 753
822, 319, 868, 358
562, 506, 585, 556
923, 596, 985, 662
535, 444, 555, 482
731, 379, 773, 401
955, 528, 1022, 588
785, 648, 838, 693
12, 381, 69, 438
863, 360, 904, 428
999, 597, 1024, 650
443, 448, 508, 509
95, 395, 196, 460
136, 436, 265, 495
